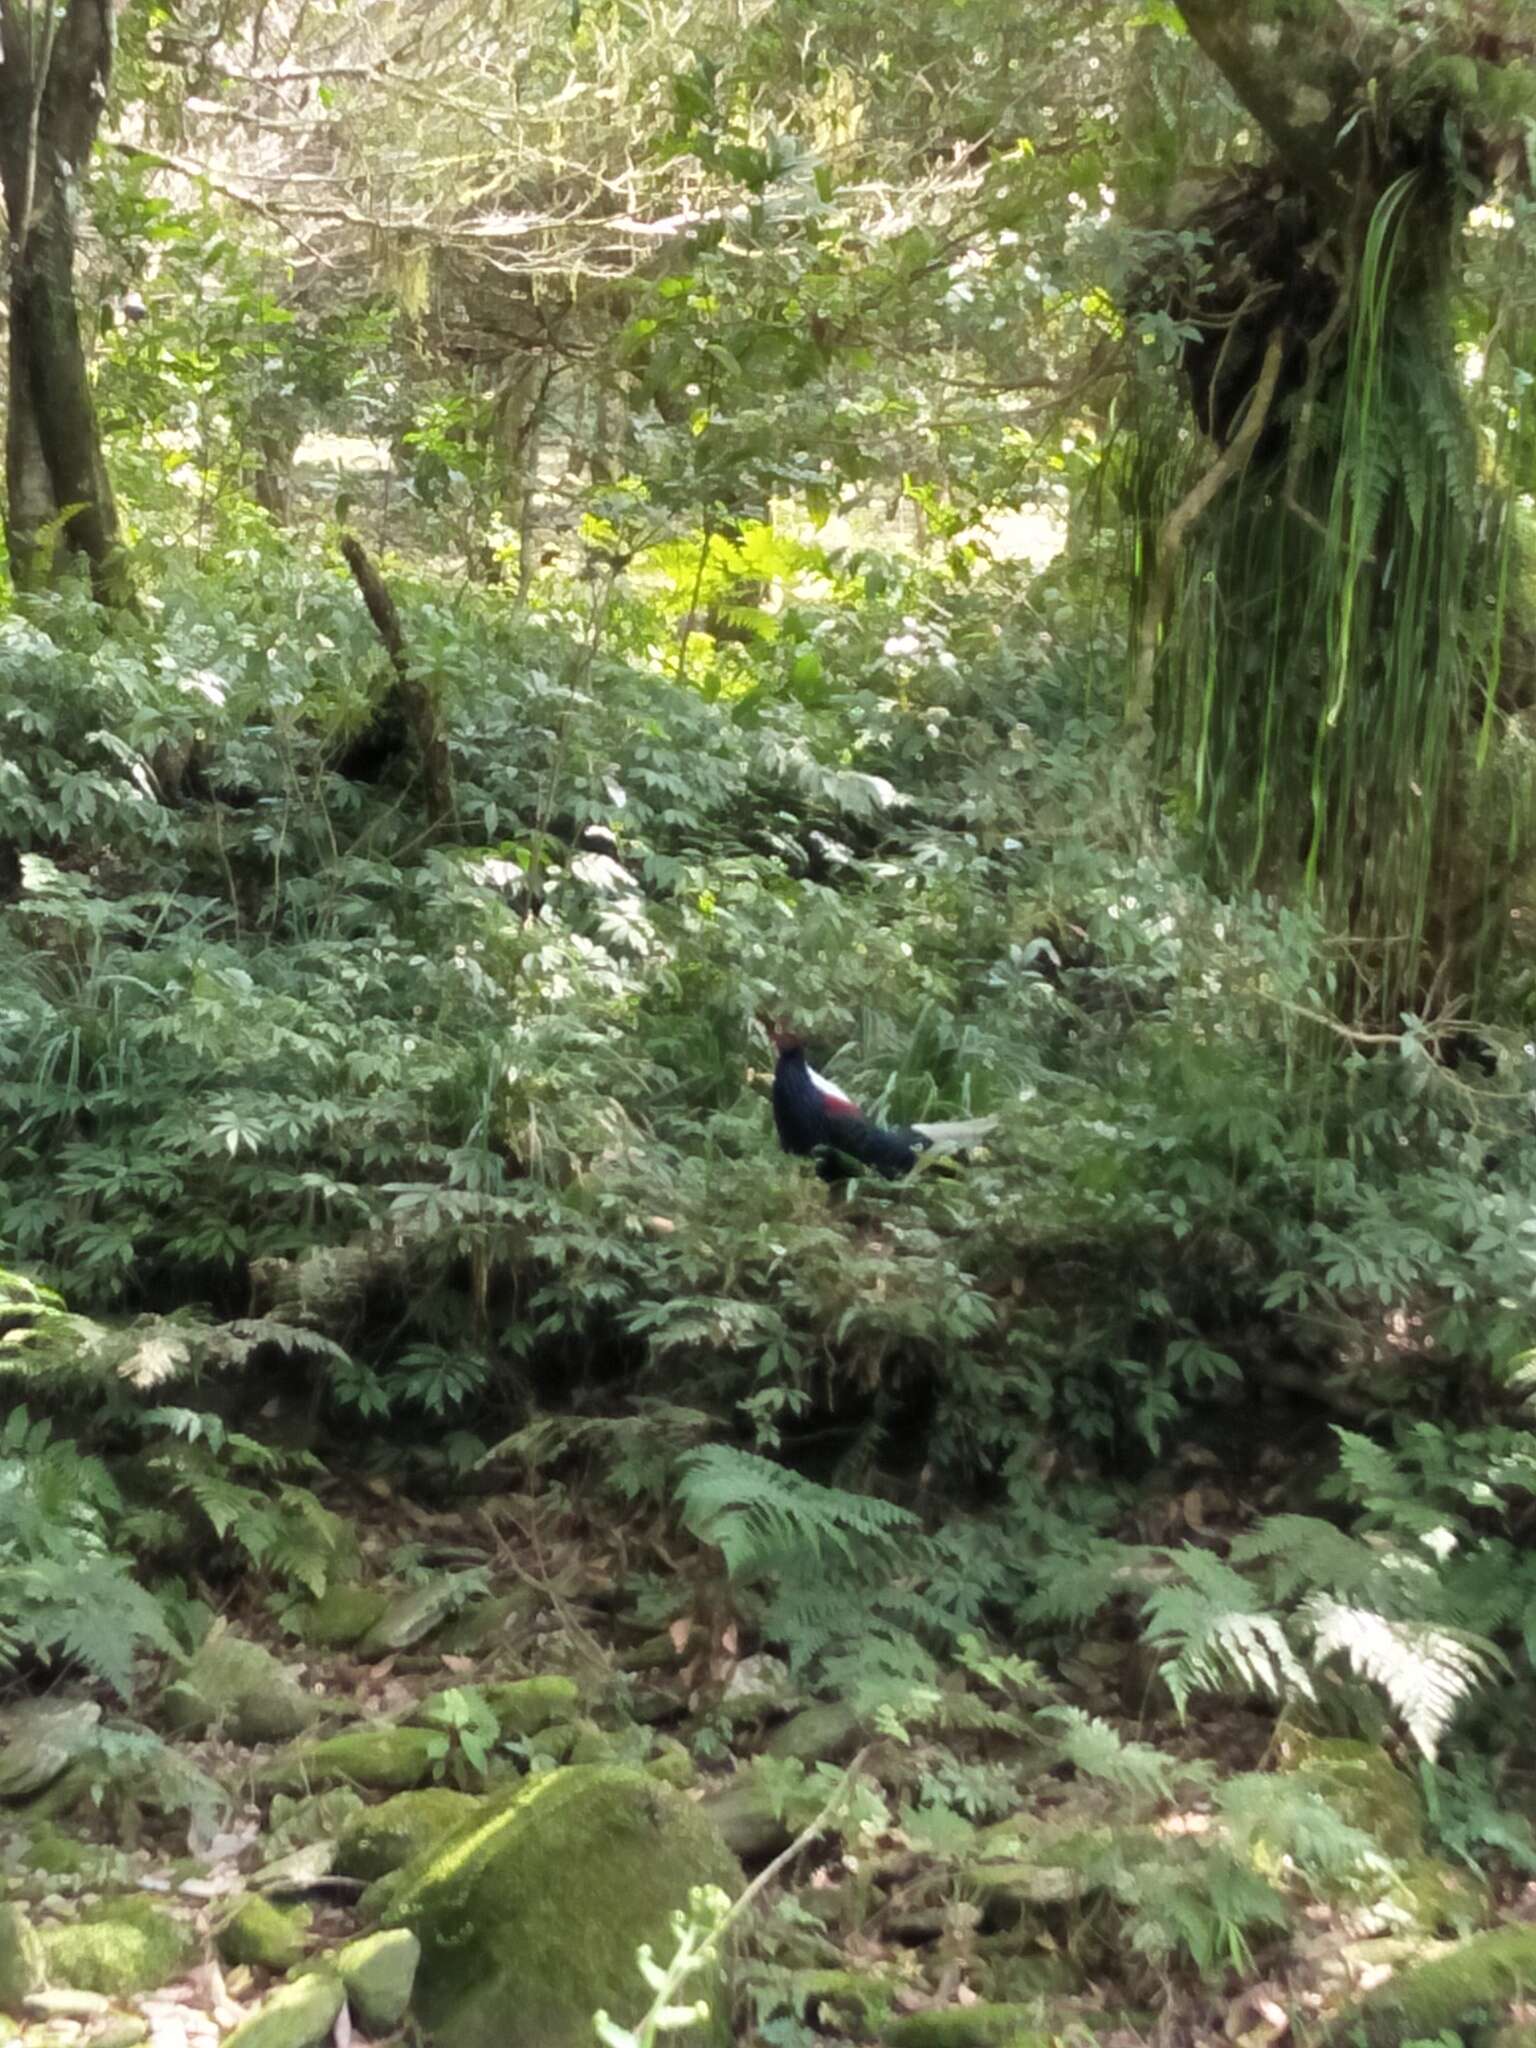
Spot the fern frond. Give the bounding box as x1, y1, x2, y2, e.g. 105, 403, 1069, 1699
1143, 1547, 1314, 1715
1038, 1705, 1183, 1803
1300, 1596, 1498, 1757
675, 1446, 917, 1577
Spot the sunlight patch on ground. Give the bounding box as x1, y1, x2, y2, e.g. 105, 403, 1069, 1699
294, 433, 393, 474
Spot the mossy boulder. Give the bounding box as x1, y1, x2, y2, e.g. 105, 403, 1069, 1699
335, 1929, 420, 2031
216, 1897, 310, 1972
1322, 1925, 1536, 2048
0, 1905, 45, 2012
162, 1630, 319, 1746
764, 1702, 864, 1765
1381, 1855, 1484, 1938
406, 1676, 579, 1743
76, 2020, 146, 2048
479, 1676, 581, 1737
355, 1581, 468, 1658
23, 1988, 111, 2020
884, 2006, 1053, 2047
39, 1897, 197, 1998
335, 1789, 484, 1881
646, 1738, 697, 1791
16, 1826, 127, 1899
432, 1592, 534, 1656
700, 1767, 793, 1860
265, 1788, 366, 1859
569, 1724, 619, 1765
1286, 1737, 1424, 1860
0, 1701, 101, 1801
779, 1967, 902, 2034
258, 1726, 444, 1795
382, 1764, 741, 2048
220, 1970, 344, 2048
291, 1585, 389, 1652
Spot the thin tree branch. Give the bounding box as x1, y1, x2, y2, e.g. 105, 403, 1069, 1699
1135, 328, 1286, 706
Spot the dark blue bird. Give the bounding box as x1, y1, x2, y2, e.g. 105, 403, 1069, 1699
767, 1021, 997, 1181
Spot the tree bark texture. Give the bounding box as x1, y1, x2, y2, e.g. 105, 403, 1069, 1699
1175, 0, 1371, 216
0, 0, 132, 605
1152, 4, 1536, 1016
339, 532, 456, 830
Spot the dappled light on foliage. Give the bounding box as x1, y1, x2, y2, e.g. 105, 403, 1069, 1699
6, 3, 1536, 2046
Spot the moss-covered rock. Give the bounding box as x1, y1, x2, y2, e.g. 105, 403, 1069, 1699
258, 1726, 445, 1795
569, 1724, 619, 1765
700, 1769, 793, 1860
355, 1581, 467, 1658
23, 1824, 100, 1881
1380, 1855, 1484, 1939
12, 1761, 95, 1824
0, 1904, 45, 2012
290, 1585, 389, 1652
973, 1949, 1083, 2001
23, 1988, 112, 2020
1285, 1737, 1424, 1860
432, 1592, 534, 1656
382, 1764, 741, 2048
478, 1676, 581, 1737
78, 2018, 147, 2048
528, 1721, 583, 1765
764, 1703, 863, 1765
220, 1970, 344, 2048
646, 1738, 697, 1791
335, 1789, 484, 1881
162, 1630, 319, 1746
335, 1929, 420, 2031
777, 1967, 902, 2034
264, 1788, 366, 1859
216, 1898, 310, 1972
40, 1897, 198, 1998
1322, 1925, 1536, 2047
405, 1677, 580, 1743
883, 2006, 1052, 2047
0, 1701, 101, 1801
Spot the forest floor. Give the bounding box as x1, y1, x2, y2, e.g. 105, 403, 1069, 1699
4, 1430, 1513, 2048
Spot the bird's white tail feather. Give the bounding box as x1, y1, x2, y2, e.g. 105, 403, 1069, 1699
910, 1115, 998, 1150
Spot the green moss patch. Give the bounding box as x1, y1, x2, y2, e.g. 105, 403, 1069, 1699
335, 1788, 484, 1881
258, 1725, 444, 1795
290, 1584, 389, 1652
884, 2005, 1053, 2047
216, 1897, 311, 1972
0, 1905, 45, 2013
221, 1970, 344, 2048
162, 1630, 319, 1745
335, 1929, 420, 2031
1322, 1925, 1536, 2048
40, 1897, 197, 1998
383, 1763, 741, 2048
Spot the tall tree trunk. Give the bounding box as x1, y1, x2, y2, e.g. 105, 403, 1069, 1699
1135, 3, 1534, 1020
0, 0, 132, 606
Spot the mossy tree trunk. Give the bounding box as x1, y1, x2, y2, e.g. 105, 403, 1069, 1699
1142, 1, 1535, 1020
0, 0, 132, 607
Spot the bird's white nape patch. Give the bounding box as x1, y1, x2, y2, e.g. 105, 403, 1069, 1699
806, 1063, 859, 1117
